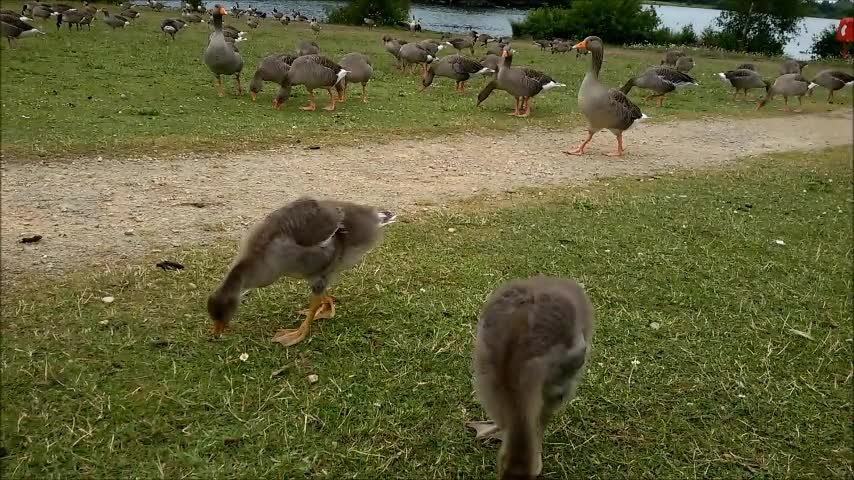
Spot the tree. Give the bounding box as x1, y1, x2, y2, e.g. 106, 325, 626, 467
327, 0, 409, 26
510, 0, 660, 44
714, 0, 809, 55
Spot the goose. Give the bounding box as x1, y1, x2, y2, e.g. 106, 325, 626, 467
416, 39, 444, 56
208, 198, 396, 346
284, 54, 348, 111
0, 9, 32, 21
399, 42, 433, 74
447, 32, 476, 55
160, 18, 186, 39
120, 7, 139, 19
100, 10, 129, 29
475, 33, 491, 45
533, 39, 550, 51
148, 0, 164, 11
492, 47, 565, 117
272, 8, 282, 19
82, 1, 96, 16
780, 59, 808, 75
717, 69, 770, 101
310, 18, 320, 35
675, 56, 694, 73
736, 63, 756, 71
297, 39, 320, 56
280, 15, 289, 26
382, 35, 404, 68
479, 53, 501, 73
250, 53, 296, 108
246, 17, 258, 29
336, 52, 373, 103
661, 49, 684, 66
363, 17, 374, 29
51, 3, 74, 13
550, 40, 571, 54
564, 36, 646, 157
1, 15, 44, 46
30, 4, 56, 20
486, 41, 508, 56
421, 54, 492, 92
222, 25, 246, 42
203, 6, 244, 96
809, 69, 854, 103
183, 12, 204, 23
756, 73, 818, 112
56, 9, 90, 30
619, 66, 698, 107
466, 276, 594, 480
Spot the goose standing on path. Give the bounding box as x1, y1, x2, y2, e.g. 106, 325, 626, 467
207, 198, 396, 346
756, 73, 818, 112
421, 54, 492, 92
336, 52, 373, 103
717, 69, 770, 101
204, 6, 244, 97
492, 47, 565, 117
619, 66, 698, 107
808, 69, 854, 103
466, 276, 594, 480
285, 54, 348, 111
564, 36, 646, 157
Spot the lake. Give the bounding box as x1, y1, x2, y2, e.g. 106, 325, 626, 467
178, 1, 840, 59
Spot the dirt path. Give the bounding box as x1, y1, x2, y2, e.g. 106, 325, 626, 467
2, 111, 851, 282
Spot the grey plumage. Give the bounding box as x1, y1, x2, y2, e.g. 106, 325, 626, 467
203, 7, 244, 96
336, 52, 373, 103
249, 53, 296, 108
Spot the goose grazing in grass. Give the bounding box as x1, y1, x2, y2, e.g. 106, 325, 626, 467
489, 46, 565, 117
336, 52, 373, 103
717, 69, 770, 101
620, 66, 698, 107
29, 4, 56, 20
564, 36, 646, 157
421, 54, 492, 92
382, 35, 404, 68
208, 197, 396, 346
296, 39, 320, 56
249, 53, 296, 108
533, 39, 550, 51
466, 276, 594, 480
285, 54, 348, 111
56, 9, 92, 30
780, 58, 808, 75
756, 73, 818, 112
101, 10, 129, 29
148, 0, 164, 11
808, 69, 854, 103
661, 49, 684, 66
1, 14, 44, 46
447, 32, 476, 55
310, 18, 320, 35
246, 17, 258, 28
363, 17, 374, 29
416, 38, 444, 56
675, 56, 694, 73
479, 53, 501, 73
160, 18, 185, 39
398, 42, 433, 74
204, 6, 244, 96
736, 63, 756, 71
550, 40, 571, 54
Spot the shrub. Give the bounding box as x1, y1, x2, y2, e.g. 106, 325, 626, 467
510, 0, 661, 44
327, 0, 409, 26
647, 24, 698, 46
700, 26, 740, 51
810, 26, 844, 60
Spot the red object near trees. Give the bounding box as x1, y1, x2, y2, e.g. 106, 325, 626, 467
838, 18, 853, 59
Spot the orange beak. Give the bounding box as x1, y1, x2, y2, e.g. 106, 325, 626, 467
218, 7, 227, 14
573, 40, 587, 50
501, 49, 508, 58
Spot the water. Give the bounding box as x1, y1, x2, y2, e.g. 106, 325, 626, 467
180, 1, 838, 58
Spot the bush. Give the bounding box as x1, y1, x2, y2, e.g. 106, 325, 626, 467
700, 26, 740, 51
327, 0, 409, 26
810, 26, 844, 60
647, 24, 698, 46
510, 0, 661, 44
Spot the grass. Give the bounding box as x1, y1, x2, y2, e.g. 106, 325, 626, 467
1, 147, 851, 478
0, 5, 851, 160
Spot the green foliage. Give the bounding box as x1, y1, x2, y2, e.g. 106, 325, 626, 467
186, 0, 203, 11
713, 0, 809, 55
811, 0, 854, 19
700, 25, 740, 51
511, 0, 661, 44
327, 0, 410, 26
810, 26, 845, 59
648, 24, 699, 46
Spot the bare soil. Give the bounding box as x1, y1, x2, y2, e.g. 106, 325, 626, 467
2, 110, 851, 283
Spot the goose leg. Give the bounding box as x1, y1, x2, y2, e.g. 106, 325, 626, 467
235, 74, 243, 95
605, 133, 625, 157
301, 89, 316, 111
507, 97, 520, 116
519, 97, 531, 117
827, 90, 834, 104
780, 96, 791, 112
361, 82, 368, 103
323, 88, 336, 111
459, 81, 466, 92
657, 95, 665, 107
793, 95, 803, 113
215, 76, 224, 97
272, 294, 334, 347
563, 131, 594, 156
336, 82, 346, 102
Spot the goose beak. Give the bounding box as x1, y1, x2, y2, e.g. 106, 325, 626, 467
573, 40, 587, 49
218, 6, 227, 14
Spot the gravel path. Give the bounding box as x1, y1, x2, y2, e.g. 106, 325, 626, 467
2, 110, 851, 282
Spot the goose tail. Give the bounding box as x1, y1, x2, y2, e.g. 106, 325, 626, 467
542, 81, 565, 90
335, 69, 349, 85
807, 82, 818, 91
377, 210, 397, 226
475, 67, 493, 75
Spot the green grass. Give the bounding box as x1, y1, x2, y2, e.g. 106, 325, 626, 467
2, 147, 851, 478
1, 5, 851, 160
